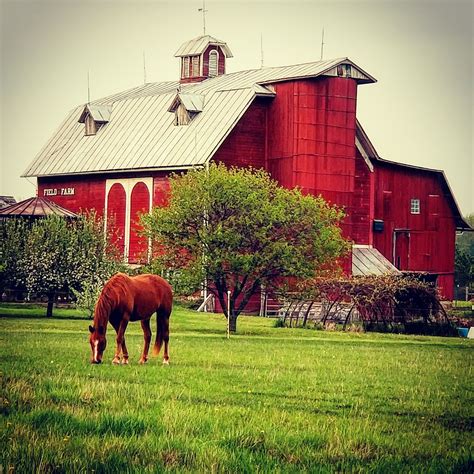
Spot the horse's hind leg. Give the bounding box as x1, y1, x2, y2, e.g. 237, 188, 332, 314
139, 319, 152, 364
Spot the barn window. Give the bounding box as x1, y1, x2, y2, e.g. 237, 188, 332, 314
209, 50, 218, 77
410, 198, 421, 214
192, 56, 200, 76
182, 57, 191, 78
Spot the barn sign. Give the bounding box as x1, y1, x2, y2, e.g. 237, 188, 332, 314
43, 187, 75, 196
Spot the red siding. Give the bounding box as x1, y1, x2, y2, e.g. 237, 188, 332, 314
352, 151, 373, 244
38, 176, 106, 217
214, 98, 267, 169
373, 163, 456, 299
266, 77, 358, 238
107, 183, 126, 258
129, 182, 150, 264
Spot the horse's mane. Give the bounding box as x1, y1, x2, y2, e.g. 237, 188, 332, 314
93, 273, 131, 326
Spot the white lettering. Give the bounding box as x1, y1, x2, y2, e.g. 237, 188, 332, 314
43, 188, 57, 196
60, 187, 75, 196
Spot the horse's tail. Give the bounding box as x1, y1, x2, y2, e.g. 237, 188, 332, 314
153, 306, 171, 357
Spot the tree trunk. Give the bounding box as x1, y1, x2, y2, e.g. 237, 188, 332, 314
46, 292, 55, 318
228, 313, 238, 333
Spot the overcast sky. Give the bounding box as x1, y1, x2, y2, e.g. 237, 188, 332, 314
1, 0, 472, 215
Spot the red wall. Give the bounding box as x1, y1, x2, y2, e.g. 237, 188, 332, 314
373, 163, 456, 299
214, 98, 267, 169
352, 150, 374, 245
38, 176, 106, 217
265, 77, 358, 238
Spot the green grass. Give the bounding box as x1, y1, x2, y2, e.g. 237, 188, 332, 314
1, 307, 473, 473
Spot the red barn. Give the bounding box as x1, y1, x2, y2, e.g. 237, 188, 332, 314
23, 35, 470, 300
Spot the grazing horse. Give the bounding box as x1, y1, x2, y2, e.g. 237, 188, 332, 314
88, 273, 173, 365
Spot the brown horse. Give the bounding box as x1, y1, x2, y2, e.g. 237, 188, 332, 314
88, 273, 173, 365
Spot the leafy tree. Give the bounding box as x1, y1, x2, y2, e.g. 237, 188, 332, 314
0, 218, 29, 299
142, 163, 349, 332
1, 214, 122, 317
455, 213, 474, 289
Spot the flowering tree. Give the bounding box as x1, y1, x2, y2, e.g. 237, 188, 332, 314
142, 163, 349, 332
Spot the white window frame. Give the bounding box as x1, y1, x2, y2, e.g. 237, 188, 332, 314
410, 198, 421, 215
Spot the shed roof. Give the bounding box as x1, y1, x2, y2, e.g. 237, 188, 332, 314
352, 245, 401, 276
175, 35, 233, 57
168, 93, 205, 113
23, 57, 374, 179
0, 196, 16, 209
78, 104, 112, 123
0, 197, 78, 218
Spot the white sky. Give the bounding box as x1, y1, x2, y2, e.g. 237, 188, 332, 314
1, 0, 472, 215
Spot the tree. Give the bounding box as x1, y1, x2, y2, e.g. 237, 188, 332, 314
142, 163, 349, 332
455, 213, 474, 289
1, 213, 122, 317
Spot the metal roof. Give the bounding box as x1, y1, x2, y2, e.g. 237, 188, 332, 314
175, 35, 233, 57
352, 245, 401, 276
0, 197, 78, 218
23, 57, 375, 179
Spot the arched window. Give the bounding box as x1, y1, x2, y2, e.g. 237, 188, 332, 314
209, 50, 218, 77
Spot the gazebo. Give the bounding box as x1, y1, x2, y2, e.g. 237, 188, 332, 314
0, 196, 78, 219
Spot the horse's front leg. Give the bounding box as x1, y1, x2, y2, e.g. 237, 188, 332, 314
139, 319, 152, 364
113, 315, 129, 365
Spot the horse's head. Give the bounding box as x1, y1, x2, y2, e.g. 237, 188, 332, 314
89, 325, 106, 364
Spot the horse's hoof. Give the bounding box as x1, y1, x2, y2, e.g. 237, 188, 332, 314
112, 358, 120, 365
121, 359, 129, 365
163, 359, 170, 365
138, 358, 147, 365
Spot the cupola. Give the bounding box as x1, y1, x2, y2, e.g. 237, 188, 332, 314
174, 35, 233, 83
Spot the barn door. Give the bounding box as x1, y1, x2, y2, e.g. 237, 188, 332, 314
394, 230, 410, 270
128, 182, 150, 264
106, 183, 126, 259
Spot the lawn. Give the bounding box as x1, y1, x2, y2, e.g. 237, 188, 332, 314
1, 306, 473, 473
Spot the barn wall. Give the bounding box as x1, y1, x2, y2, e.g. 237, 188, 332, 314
38, 176, 106, 217
213, 98, 267, 169
373, 163, 456, 299
352, 150, 374, 245
265, 76, 358, 238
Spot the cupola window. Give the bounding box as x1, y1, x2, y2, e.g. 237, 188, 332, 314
209, 50, 219, 77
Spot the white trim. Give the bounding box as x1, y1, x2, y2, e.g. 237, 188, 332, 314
209, 49, 219, 77
355, 137, 374, 172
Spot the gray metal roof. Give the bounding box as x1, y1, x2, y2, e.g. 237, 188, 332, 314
352, 245, 401, 276
23, 57, 375, 178
175, 35, 233, 57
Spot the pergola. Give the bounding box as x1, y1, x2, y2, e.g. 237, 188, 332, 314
0, 196, 78, 219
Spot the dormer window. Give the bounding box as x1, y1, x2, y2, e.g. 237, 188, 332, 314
78, 104, 112, 136
209, 50, 219, 77
168, 93, 204, 126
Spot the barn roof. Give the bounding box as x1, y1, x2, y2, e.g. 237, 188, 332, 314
0, 196, 78, 218
22, 57, 375, 179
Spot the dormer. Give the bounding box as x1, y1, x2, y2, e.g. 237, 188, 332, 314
78, 104, 112, 136
168, 93, 204, 125
174, 35, 233, 84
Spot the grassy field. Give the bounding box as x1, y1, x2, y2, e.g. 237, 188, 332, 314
1, 306, 473, 473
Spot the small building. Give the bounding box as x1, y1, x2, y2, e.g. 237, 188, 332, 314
0, 196, 16, 209
22, 34, 470, 299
